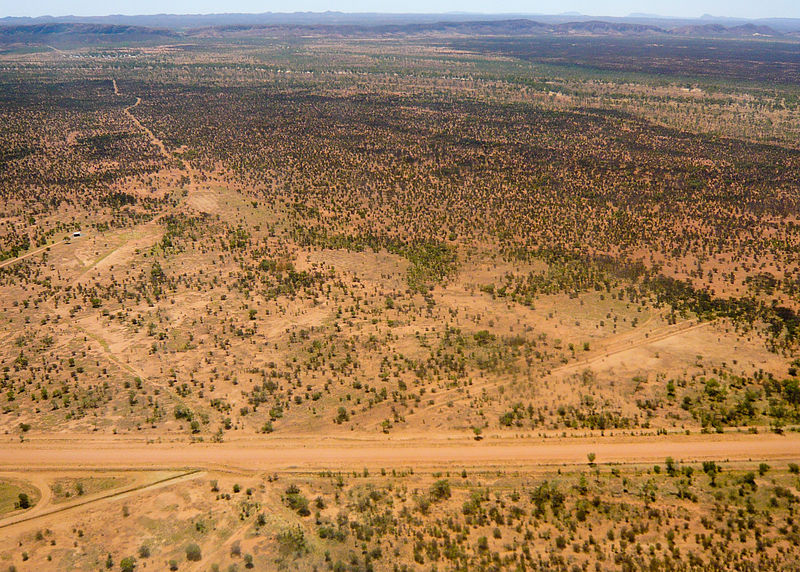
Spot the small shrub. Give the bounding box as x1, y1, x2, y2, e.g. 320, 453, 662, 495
277, 526, 307, 556
430, 479, 451, 500
185, 543, 202, 562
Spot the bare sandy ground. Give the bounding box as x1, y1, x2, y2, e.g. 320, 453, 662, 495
0, 470, 202, 537
1, 433, 797, 472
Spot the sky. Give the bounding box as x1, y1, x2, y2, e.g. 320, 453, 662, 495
2, 0, 799, 19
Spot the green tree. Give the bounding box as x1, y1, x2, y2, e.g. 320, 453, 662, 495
702, 461, 719, 486
430, 479, 451, 500
17, 493, 30, 509
185, 543, 202, 562
783, 378, 800, 410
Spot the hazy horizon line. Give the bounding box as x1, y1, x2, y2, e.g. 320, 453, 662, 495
2, 10, 796, 21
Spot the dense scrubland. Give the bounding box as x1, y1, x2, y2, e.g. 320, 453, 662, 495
0, 29, 799, 570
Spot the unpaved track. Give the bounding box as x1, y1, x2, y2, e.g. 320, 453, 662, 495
0, 240, 66, 270
420, 319, 710, 414
0, 433, 797, 472
547, 319, 711, 377
188, 514, 257, 572
124, 96, 171, 158
113, 78, 171, 159
0, 470, 202, 535
74, 321, 188, 409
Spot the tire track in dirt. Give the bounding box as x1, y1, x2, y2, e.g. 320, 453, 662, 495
3, 80, 193, 415
46, 45, 66, 56
0, 240, 66, 270
73, 322, 191, 413
48, 76, 191, 394
188, 514, 257, 572
71, 212, 172, 283
0, 472, 52, 523
428, 316, 672, 408
35, 216, 182, 402
546, 319, 711, 377
0, 470, 203, 535
417, 319, 711, 416
0, 434, 797, 473
20, 473, 54, 517
113, 78, 171, 160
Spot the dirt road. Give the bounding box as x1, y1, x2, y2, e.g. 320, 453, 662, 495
113, 78, 171, 159
419, 318, 710, 414
0, 433, 797, 472
0, 240, 66, 270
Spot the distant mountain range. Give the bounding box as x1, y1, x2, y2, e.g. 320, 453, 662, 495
1, 14, 798, 47
0, 22, 177, 45
3, 11, 800, 30
670, 22, 779, 36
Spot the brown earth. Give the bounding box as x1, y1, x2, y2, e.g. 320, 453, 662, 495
1, 433, 797, 472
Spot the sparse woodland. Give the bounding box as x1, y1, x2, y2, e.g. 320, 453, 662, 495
0, 30, 799, 570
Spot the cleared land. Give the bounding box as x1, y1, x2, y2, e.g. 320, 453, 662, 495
1, 433, 799, 471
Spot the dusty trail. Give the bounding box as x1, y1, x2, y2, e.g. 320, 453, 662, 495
70, 208, 177, 285
124, 96, 170, 158
0, 240, 66, 270
547, 319, 710, 377
0, 433, 796, 473
72, 318, 193, 414
188, 514, 257, 572
419, 318, 710, 415
0, 472, 53, 522
3, 82, 175, 278
64, 212, 194, 401
113, 78, 171, 159
0, 470, 202, 535
17, 82, 193, 387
